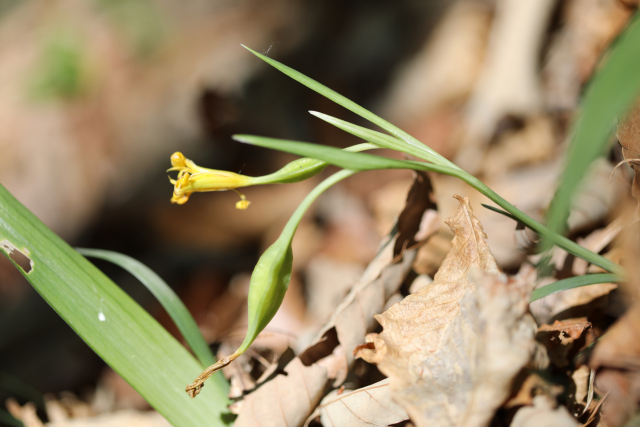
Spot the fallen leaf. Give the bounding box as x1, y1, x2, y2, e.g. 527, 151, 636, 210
544, 0, 634, 111
617, 96, 640, 209
511, 395, 579, 427
588, 218, 640, 427
455, 0, 557, 174
570, 365, 594, 416
7, 398, 171, 427
318, 379, 408, 427
393, 171, 438, 256
234, 356, 333, 427
481, 114, 556, 177
572, 215, 628, 276
357, 196, 538, 427
6, 399, 45, 427
536, 318, 592, 368
504, 373, 563, 409
589, 306, 640, 427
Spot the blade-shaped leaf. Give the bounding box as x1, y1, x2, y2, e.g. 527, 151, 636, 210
233, 134, 622, 275
309, 111, 452, 166
530, 273, 620, 302
77, 248, 215, 367
547, 13, 640, 237
242, 45, 458, 170
0, 185, 230, 426
233, 134, 460, 176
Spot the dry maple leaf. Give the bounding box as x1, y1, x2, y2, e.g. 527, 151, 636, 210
357, 195, 539, 427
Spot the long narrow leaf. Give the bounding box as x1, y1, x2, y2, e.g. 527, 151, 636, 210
530, 274, 620, 302
0, 185, 230, 426
233, 135, 459, 176
233, 134, 623, 275
546, 13, 640, 237
309, 111, 451, 166
243, 45, 458, 170
77, 248, 215, 367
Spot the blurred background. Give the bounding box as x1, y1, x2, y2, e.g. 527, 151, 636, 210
0, 0, 636, 424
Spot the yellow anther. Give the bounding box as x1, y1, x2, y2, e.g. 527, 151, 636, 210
170, 173, 192, 204
234, 191, 251, 210
236, 200, 251, 210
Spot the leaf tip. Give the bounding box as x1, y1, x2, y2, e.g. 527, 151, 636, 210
232, 134, 251, 144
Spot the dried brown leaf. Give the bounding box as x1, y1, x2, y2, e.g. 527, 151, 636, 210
504, 374, 563, 409
511, 396, 579, 427
6, 398, 170, 427
234, 356, 333, 427
588, 219, 640, 427
455, 0, 557, 174
572, 215, 627, 276
536, 318, 592, 368
357, 196, 538, 427
318, 379, 408, 427
544, 0, 634, 110
589, 306, 640, 427
617, 97, 640, 208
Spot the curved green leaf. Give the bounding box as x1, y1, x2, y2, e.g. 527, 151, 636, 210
0, 185, 230, 426
530, 274, 620, 302
76, 248, 215, 367
233, 134, 623, 275
243, 45, 458, 169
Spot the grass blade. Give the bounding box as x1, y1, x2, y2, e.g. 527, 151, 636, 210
530, 274, 620, 302
233, 134, 459, 176
233, 134, 623, 275
546, 13, 640, 238
243, 45, 458, 169
309, 111, 449, 165
0, 185, 230, 426
77, 248, 215, 367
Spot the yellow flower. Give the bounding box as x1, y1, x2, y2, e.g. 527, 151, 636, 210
168, 152, 254, 206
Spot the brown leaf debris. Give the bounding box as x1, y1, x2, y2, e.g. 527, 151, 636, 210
357, 196, 539, 427
617, 96, 640, 208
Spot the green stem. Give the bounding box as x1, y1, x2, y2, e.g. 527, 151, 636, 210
236, 135, 623, 276
462, 176, 623, 275
279, 169, 356, 243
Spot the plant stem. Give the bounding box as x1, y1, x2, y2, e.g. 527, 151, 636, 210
458, 173, 624, 275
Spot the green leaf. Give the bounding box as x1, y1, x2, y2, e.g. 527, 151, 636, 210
77, 248, 215, 367
530, 273, 620, 302
546, 12, 640, 238
233, 134, 459, 176
309, 111, 450, 166
234, 134, 623, 275
0, 185, 230, 426
243, 45, 458, 169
